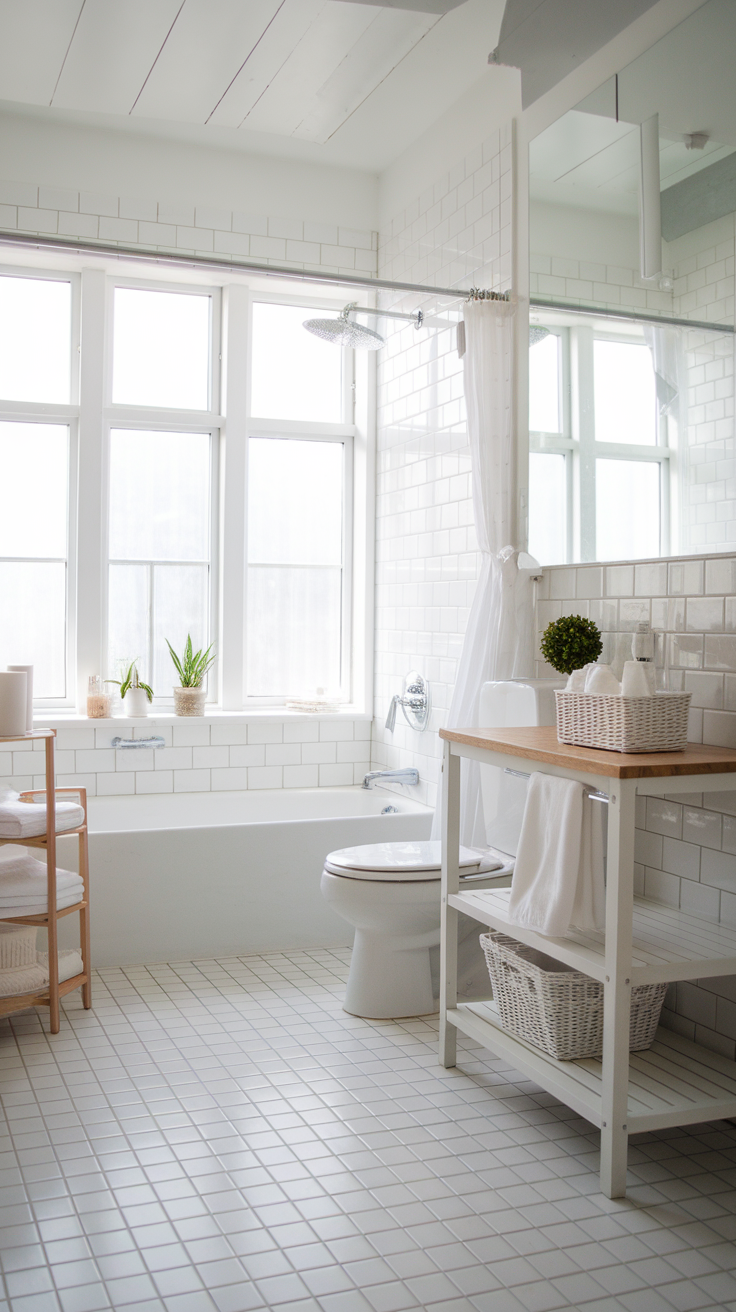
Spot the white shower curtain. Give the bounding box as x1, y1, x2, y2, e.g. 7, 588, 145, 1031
432, 295, 534, 848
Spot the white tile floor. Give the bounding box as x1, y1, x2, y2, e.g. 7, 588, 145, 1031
1, 951, 736, 1312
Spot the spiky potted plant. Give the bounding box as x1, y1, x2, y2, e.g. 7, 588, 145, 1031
109, 660, 153, 718
167, 635, 215, 717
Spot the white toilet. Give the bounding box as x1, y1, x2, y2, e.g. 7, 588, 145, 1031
320, 678, 564, 1018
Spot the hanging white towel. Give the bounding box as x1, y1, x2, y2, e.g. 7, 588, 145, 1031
507, 772, 605, 937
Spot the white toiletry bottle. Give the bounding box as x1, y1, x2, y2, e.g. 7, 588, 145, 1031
632, 621, 656, 692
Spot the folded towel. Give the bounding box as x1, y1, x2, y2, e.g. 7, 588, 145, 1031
507, 772, 605, 937
0, 853, 83, 910
0, 949, 84, 997
0, 793, 85, 839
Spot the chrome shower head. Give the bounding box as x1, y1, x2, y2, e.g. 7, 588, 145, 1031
529, 325, 550, 346
303, 302, 384, 350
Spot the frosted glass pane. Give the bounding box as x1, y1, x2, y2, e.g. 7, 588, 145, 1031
251, 303, 343, 422
528, 452, 566, 565
594, 340, 657, 445
529, 333, 561, 433
596, 460, 660, 561
109, 430, 210, 561
247, 566, 341, 696
0, 276, 71, 404
0, 422, 68, 558
248, 438, 343, 565
112, 288, 210, 410
0, 562, 66, 698
108, 564, 150, 684
153, 565, 209, 695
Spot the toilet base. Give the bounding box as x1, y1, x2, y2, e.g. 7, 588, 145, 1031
344, 930, 436, 1019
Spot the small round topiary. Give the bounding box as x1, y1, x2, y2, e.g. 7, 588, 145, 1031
540, 614, 603, 675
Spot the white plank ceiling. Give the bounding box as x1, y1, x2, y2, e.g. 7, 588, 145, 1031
0, 0, 478, 151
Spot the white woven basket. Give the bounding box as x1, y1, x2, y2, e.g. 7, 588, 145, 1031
555, 689, 691, 753
480, 931, 667, 1061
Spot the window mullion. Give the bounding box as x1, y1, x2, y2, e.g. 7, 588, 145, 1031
220, 283, 250, 710
76, 268, 108, 711
571, 325, 596, 562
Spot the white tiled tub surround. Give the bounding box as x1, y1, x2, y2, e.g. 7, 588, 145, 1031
371, 124, 513, 811
0, 180, 378, 277
535, 553, 736, 1058
1, 718, 372, 798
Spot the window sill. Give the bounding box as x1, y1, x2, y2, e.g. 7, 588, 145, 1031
34, 707, 372, 729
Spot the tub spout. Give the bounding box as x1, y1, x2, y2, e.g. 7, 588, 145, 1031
362, 767, 419, 790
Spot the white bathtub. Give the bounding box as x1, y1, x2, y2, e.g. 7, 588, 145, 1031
57, 787, 432, 967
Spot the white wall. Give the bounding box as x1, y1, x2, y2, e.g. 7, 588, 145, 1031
0, 107, 378, 231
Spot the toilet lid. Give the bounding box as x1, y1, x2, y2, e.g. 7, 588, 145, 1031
323, 840, 504, 881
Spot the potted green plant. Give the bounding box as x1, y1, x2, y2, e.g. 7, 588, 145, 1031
167, 635, 215, 717
109, 660, 153, 717
540, 614, 602, 675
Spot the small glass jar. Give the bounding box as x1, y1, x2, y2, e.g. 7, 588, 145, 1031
87, 675, 112, 719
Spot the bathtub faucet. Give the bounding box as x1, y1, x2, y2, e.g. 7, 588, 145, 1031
362, 767, 419, 790
112, 736, 165, 749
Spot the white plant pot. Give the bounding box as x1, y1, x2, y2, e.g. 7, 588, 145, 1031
124, 687, 150, 717
174, 686, 206, 717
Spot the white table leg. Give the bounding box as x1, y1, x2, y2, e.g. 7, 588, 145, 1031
440, 740, 461, 1068
600, 779, 636, 1198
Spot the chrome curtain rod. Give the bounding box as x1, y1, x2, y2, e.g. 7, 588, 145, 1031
531, 295, 735, 335
0, 229, 472, 303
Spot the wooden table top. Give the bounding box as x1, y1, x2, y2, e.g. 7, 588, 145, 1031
439, 725, 736, 779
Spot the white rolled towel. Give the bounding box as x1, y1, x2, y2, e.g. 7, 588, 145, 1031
0, 792, 84, 839
584, 663, 621, 696
621, 660, 655, 696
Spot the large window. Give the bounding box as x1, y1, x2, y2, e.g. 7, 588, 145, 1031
0, 274, 74, 701
528, 320, 670, 564
0, 267, 365, 712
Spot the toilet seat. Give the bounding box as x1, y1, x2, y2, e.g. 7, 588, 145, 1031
323, 839, 504, 882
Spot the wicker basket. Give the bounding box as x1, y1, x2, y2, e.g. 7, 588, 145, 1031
555, 689, 691, 753
480, 931, 667, 1061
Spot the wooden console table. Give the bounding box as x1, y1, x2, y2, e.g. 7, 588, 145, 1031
439, 726, 736, 1198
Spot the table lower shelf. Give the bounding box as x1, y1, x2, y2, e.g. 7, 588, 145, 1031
449, 1000, 736, 1133
0, 972, 88, 1017
450, 886, 736, 984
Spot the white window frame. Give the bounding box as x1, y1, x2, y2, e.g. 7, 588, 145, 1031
243, 290, 357, 707
0, 265, 81, 708
529, 317, 673, 563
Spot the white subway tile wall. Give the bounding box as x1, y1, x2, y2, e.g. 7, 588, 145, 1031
0, 180, 378, 277
372, 125, 514, 809
536, 553, 736, 1055
0, 721, 372, 797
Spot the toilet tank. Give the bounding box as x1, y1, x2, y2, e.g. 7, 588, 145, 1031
479, 679, 565, 857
